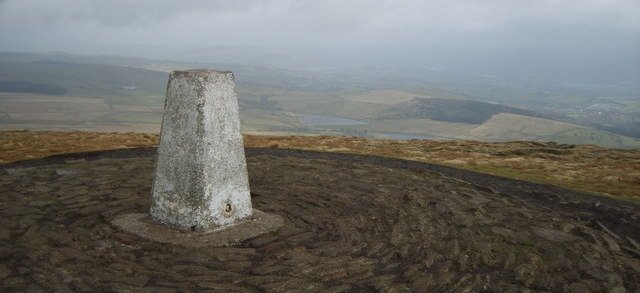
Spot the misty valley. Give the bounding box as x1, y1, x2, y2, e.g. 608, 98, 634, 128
0, 51, 639, 149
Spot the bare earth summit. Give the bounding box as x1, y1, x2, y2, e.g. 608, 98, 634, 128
0, 131, 639, 292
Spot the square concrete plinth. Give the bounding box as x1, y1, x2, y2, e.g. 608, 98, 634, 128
112, 210, 283, 247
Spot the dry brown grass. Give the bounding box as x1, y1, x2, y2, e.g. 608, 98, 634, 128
0, 130, 159, 163
2, 130, 639, 203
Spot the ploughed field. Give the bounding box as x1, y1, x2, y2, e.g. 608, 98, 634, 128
1, 148, 638, 292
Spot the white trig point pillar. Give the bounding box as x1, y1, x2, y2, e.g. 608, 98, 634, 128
112, 69, 282, 247
151, 70, 252, 231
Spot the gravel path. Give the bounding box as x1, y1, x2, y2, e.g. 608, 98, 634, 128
1, 148, 638, 292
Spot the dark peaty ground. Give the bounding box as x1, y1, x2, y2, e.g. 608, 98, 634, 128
0, 148, 639, 292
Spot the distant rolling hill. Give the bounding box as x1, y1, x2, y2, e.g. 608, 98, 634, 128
368, 98, 640, 148
461, 113, 578, 141
460, 113, 640, 149
370, 119, 477, 140
0, 52, 638, 149
0, 81, 68, 95
370, 113, 640, 149
0, 61, 167, 100
377, 97, 546, 124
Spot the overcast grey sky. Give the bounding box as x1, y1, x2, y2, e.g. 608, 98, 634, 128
0, 0, 638, 56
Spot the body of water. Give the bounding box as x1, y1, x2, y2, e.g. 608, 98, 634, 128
301, 114, 369, 126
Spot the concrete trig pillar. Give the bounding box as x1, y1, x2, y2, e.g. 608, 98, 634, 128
112, 69, 282, 247
150, 70, 252, 231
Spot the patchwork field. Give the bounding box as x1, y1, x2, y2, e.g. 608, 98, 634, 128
344, 89, 428, 105
1, 53, 639, 149
0, 93, 111, 118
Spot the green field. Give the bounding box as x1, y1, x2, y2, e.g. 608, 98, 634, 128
547, 128, 640, 149
98, 111, 163, 124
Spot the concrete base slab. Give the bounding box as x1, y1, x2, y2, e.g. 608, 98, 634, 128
112, 209, 284, 247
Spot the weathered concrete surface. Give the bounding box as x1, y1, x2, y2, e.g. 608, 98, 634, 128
150, 70, 253, 231
112, 210, 283, 247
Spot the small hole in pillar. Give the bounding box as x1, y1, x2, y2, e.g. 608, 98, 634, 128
224, 203, 232, 214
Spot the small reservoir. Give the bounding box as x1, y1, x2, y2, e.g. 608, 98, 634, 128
301, 114, 369, 126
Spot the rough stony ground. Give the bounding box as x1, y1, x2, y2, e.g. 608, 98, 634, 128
244, 135, 640, 203
1, 148, 639, 292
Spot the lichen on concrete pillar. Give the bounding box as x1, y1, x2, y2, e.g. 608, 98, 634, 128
150, 69, 252, 231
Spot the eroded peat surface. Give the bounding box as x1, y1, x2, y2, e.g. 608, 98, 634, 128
0, 148, 639, 292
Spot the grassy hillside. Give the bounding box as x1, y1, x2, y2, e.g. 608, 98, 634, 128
239, 109, 303, 132
462, 113, 640, 149
378, 98, 544, 124
0, 81, 68, 95
344, 90, 427, 105
548, 128, 640, 149
370, 119, 476, 139
0, 61, 167, 101
280, 99, 388, 121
